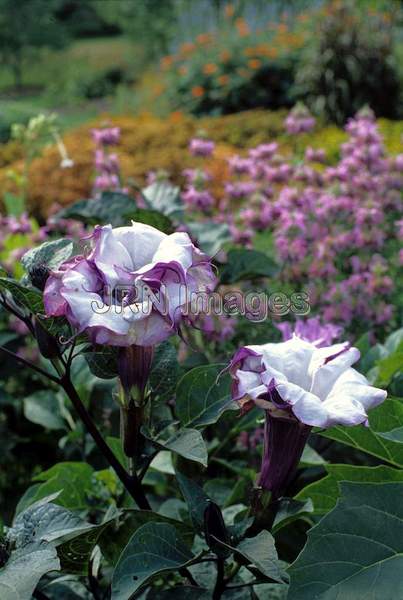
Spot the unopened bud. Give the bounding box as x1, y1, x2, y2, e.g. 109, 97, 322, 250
203, 501, 231, 558
29, 264, 50, 291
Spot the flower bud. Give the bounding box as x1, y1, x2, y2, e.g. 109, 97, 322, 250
34, 318, 60, 359
28, 263, 50, 291
203, 501, 231, 558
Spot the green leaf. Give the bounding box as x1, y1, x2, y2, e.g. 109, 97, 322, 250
299, 444, 326, 466
100, 510, 194, 567
0, 277, 43, 313
149, 341, 180, 402
272, 498, 314, 533
376, 352, 403, 386
186, 221, 231, 256
385, 328, 403, 354
288, 482, 403, 599
176, 472, 210, 531
111, 522, 197, 600
159, 428, 208, 467
220, 248, 278, 283
319, 397, 403, 467
84, 346, 118, 379
30, 462, 95, 510
56, 192, 173, 232
377, 427, 403, 443
142, 182, 184, 220
0, 546, 59, 600
0, 495, 100, 599
233, 531, 287, 584
21, 239, 74, 273
296, 464, 403, 515
175, 364, 236, 429
57, 516, 116, 575
23, 391, 66, 431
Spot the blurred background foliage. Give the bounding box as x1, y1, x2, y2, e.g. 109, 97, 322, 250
0, 0, 402, 142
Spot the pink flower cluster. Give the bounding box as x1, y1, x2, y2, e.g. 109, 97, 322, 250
205, 107, 403, 331
284, 103, 316, 135
91, 127, 126, 197
182, 168, 214, 212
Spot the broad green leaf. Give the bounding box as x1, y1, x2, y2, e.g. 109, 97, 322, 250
175, 364, 236, 429
56, 192, 173, 232
0, 277, 43, 313
186, 221, 231, 256
319, 397, 403, 467
296, 464, 403, 515
100, 509, 194, 566
23, 391, 65, 431
111, 522, 197, 600
149, 341, 180, 402
233, 531, 287, 584
30, 462, 95, 510
147, 589, 210, 600
220, 248, 278, 283
176, 472, 210, 531
145, 427, 208, 467
162, 429, 208, 467
142, 182, 184, 220
377, 426, 403, 443
288, 482, 403, 599
376, 352, 403, 386
0, 495, 100, 599
106, 436, 127, 468
385, 328, 403, 354
57, 516, 116, 575
299, 444, 326, 466
272, 498, 314, 533
84, 346, 118, 379
0, 546, 59, 600
21, 239, 74, 274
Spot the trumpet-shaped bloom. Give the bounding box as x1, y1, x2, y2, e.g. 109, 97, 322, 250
229, 336, 387, 497
44, 222, 216, 347
229, 336, 386, 428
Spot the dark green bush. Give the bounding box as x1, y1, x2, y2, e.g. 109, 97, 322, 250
294, 1, 401, 124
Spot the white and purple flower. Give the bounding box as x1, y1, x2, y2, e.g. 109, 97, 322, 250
229, 336, 387, 497
44, 222, 216, 347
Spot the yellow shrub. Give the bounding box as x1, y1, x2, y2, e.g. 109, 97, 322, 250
0, 109, 401, 219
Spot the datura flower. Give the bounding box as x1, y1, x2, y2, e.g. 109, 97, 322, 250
44, 222, 216, 347
229, 336, 387, 498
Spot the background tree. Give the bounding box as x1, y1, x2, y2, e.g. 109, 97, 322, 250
0, 0, 69, 89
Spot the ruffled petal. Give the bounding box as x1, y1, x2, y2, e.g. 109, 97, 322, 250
260, 336, 315, 390
310, 343, 360, 400
275, 381, 330, 427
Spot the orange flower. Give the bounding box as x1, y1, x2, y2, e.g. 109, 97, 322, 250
203, 63, 218, 75
169, 111, 184, 122
160, 55, 174, 70
180, 42, 195, 55
235, 17, 250, 36
178, 65, 188, 76
224, 4, 235, 18
217, 74, 229, 85
248, 58, 261, 69
243, 47, 256, 57
191, 85, 205, 98
237, 68, 248, 78
197, 32, 213, 45
220, 49, 231, 62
